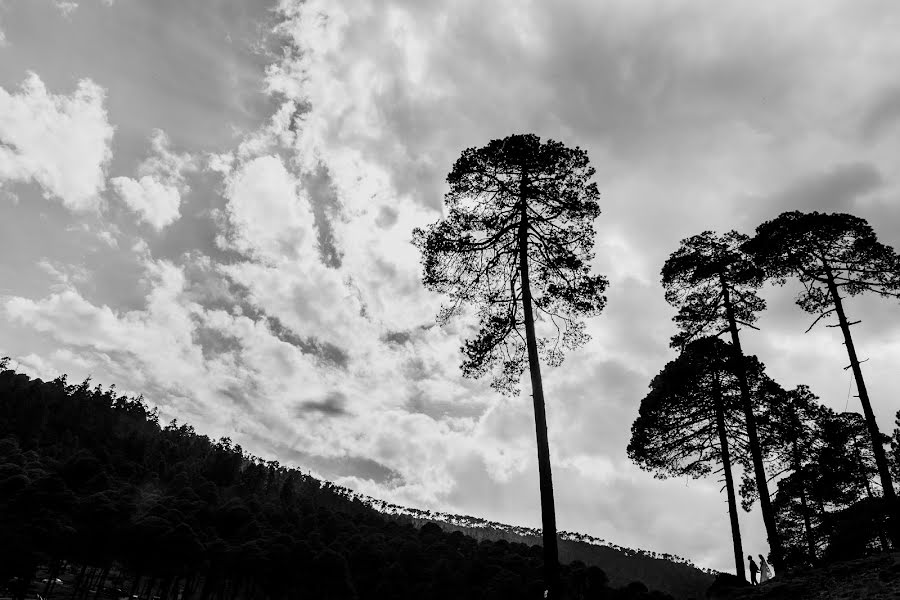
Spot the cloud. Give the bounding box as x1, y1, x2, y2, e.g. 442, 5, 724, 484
110, 177, 181, 230
221, 154, 314, 260
0, 72, 113, 211
110, 129, 195, 230
296, 390, 348, 416
860, 87, 900, 140
760, 162, 884, 218
55, 1, 78, 17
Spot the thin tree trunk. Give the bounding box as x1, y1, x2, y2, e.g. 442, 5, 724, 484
71, 564, 87, 599
80, 567, 98, 600
130, 574, 142, 600
43, 559, 61, 598
791, 436, 817, 565
199, 573, 215, 600
852, 442, 890, 551
142, 577, 155, 600
179, 575, 193, 600
518, 174, 561, 599
721, 276, 784, 569
713, 373, 746, 581
824, 268, 898, 547
92, 565, 110, 600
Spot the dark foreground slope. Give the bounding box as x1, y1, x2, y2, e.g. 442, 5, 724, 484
708, 551, 900, 600
0, 365, 697, 599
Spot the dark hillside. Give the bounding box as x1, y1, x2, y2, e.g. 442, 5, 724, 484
0, 363, 695, 599
370, 509, 715, 598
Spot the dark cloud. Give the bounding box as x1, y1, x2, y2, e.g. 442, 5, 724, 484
761, 162, 883, 217
277, 444, 404, 486
265, 314, 350, 370
295, 390, 349, 417
375, 205, 399, 228
193, 326, 243, 360
381, 330, 412, 346
302, 164, 343, 268
180, 260, 350, 369
734, 163, 887, 236
860, 87, 900, 140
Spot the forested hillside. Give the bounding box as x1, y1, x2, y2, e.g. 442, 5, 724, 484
0, 363, 698, 600
369, 507, 714, 598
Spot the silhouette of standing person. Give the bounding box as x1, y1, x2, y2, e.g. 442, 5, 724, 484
759, 554, 771, 583
748, 555, 758, 585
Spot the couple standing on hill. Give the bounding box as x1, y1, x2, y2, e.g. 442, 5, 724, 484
748, 554, 772, 585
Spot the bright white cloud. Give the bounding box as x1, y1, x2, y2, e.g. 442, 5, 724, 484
110, 129, 194, 230
222, 154, 313, 259
111, 176, 181, 230
0, 72, 113, 211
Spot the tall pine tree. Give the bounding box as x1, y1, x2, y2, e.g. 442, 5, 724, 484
413, 134, 607, 598
661, 230, 784, 568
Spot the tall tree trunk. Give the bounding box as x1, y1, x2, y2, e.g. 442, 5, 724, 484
518, 175, 561, 599
792, 440, 819, 565
43, 559, 61, 598
92, 565, 110, 600
713, 373, 746, 581
129, 574, 142, 600
790, 436, 817, 564
824, 267, 898, 547
851, 442, 890, 551
80, 567, 98, 600
721, 276, 784, 569
72, 564, 88, 599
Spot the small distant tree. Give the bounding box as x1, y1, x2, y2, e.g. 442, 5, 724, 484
628, 337, 754, 581
661, 230, 783, 568
746, 211, 900, 542
413, 133, 607, 598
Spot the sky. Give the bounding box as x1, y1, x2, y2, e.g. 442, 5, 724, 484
2, 0, 900, 573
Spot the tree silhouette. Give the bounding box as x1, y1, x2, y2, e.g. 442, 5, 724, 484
821, 412, 892, 551
413, 133, 607, 598
891, 411, 900, 481
661, 230, 783, 568
746, 210, 900, 543
755, 384, 828, 565
628, 337, 754, 581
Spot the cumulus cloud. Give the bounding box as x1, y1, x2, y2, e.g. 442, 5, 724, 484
110, 129, 194, 230
0, 72, 113, 211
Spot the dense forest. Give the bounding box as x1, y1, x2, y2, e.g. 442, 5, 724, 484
0, 361, 690, 600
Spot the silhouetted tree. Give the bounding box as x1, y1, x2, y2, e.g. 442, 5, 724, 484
413, 134, 607, 598
628, 337, 752, 581
746, 211, 900, 542
891, 410, 900, 481
661, 230, 784, 568
820, 412, 892, 551
755, 384, 828, 565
